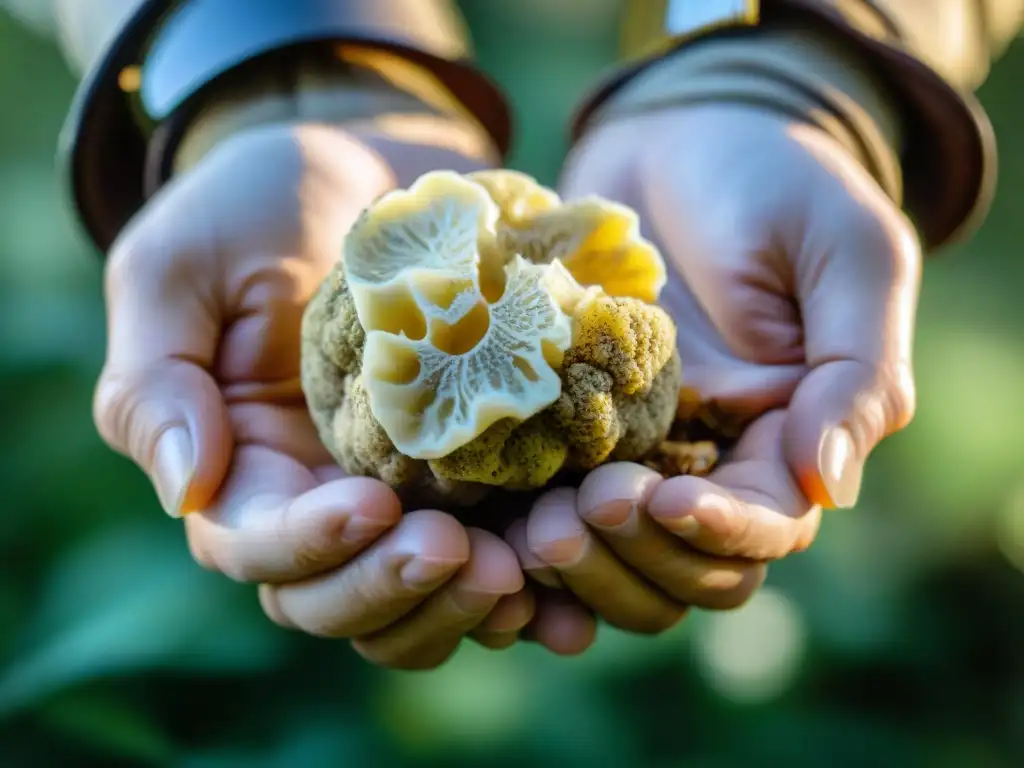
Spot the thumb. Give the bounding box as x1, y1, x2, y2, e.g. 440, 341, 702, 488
93, 221, 233, 518
785, 191, 922, 510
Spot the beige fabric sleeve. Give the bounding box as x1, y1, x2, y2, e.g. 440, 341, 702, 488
1, 0, 496, 169
871, 0, 1023, 92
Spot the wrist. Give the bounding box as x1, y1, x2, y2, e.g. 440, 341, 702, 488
167, 49, 500, 178
580, 16, 906, 207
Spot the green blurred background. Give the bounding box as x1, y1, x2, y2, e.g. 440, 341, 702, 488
1, 2, 1023, 766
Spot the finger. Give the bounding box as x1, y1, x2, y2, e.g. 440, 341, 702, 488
470, 589, 537, 650
185, 448, 401, 581
648, 411, 822, 560
352, 529, 524, 669
93, 215, 232, 518
473, 588, 537, 634
261, 509, 469, 638
228, 401, 333, 469
521, 589, 598, 656
577, 463, 768, 609
527, 488, 686, 634
787, 149, 921, 509
505, 518, 563, 589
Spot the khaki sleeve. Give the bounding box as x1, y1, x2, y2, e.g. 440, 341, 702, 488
871, 0, 1023, 92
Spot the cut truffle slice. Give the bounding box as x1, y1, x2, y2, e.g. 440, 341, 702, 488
498, 197, 667, 303
362, 255, 575, 460
467, 169, 561, 225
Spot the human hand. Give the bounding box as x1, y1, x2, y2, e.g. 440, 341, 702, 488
509, 102, 920, 633
92, 123, 536, 669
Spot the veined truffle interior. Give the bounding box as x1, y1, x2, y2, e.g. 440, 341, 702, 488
417, 276, 475, 310
541, 339, 565, 370
360, 284, 427, 340
476, 246, 509, 303
343, 171, 582, 460
430, 301, 492, 356
373, 342, 422, 385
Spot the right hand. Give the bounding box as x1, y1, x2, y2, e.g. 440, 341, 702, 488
93, 122, 549, 669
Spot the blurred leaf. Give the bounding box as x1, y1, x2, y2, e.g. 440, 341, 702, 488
38, 690, 174, 764
180, 719, 372, 768
904, 320, 1024, 531
0, 523, 286, 718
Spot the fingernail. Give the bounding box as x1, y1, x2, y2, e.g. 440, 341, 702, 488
647, 492, 702, 537
531, 508, 586, 568
453, 587, 504, 615
152, 427, 194, 518
588, 500, 637, 531
535, 538, 585, 569
819, 426, 863, 509
659, 515, 701, 537
400, 557, 461, 590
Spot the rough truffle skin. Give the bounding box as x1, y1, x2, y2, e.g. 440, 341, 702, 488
300, 171, 684, 507
553, 295, 679, 470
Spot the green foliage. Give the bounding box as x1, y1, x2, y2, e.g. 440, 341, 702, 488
1, 4, 1023, 766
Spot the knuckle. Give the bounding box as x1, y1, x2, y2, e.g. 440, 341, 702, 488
93, 365, 185, 468
105, 231, 152, 295
106, 220, 185, 300
880, 361, 917, 433
92, 369, 135, 452
854, 360, 917, 442
848, 202, 922, 281
281, 502, 349, 574
714, 508, 755, 556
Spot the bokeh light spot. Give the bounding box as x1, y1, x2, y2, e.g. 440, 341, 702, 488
693, 587, 807, 704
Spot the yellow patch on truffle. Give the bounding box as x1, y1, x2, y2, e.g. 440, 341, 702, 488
497, 197, 667, 304
565, 294, 676, 396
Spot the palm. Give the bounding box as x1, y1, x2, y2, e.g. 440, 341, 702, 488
558, 107, 825, 556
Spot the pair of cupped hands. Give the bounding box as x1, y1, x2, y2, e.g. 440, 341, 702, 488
94, 102, 921, 670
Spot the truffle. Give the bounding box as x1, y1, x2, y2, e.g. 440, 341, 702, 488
301, 170, 694, 506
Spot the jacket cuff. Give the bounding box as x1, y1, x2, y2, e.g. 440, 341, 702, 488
157, 47, 502, 184
571, 0, 996, 254
579, 17, 906, 211
60, 0, 511, 255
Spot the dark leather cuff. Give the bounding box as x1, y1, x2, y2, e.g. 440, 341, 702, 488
60, 0, 512, 255
572, 0, 996, 253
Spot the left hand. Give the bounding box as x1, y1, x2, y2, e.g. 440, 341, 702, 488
508, 103, 921, 634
